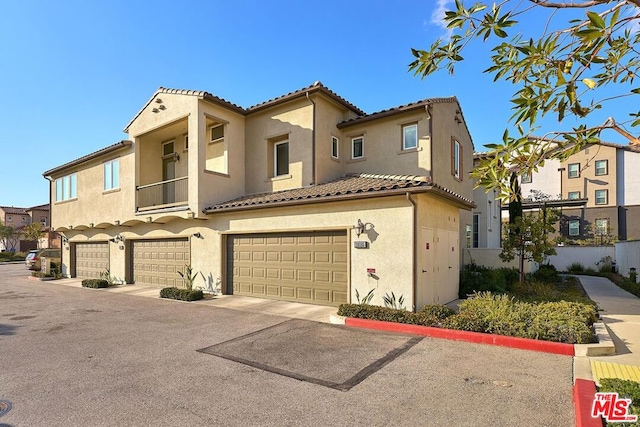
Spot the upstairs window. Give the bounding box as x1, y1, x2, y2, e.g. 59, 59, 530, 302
210, 124, 224, 142
452, 139, 462, 180
104, 159, 120, 191
402, 123, 418, 150
568, 163, 580, 178
472, 214, 479, 248
595, 218, 609, 236
55, 173, 77, 202
331, 136, 339, 159
40, 217, 47, 226
352, 136, 364, 159
521, 172, 532, 184
274, 141, 289, 176
595, 160, 608, 176
568, 191, 581, 200
595, 189, 608, 205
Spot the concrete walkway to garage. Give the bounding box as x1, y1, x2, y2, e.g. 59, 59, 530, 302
49, 277, 337, 323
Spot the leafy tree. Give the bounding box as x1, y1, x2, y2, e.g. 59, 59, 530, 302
22, 222, 45, 249
410, 0, 640, 200
0, 220, 18, 252
500, 197, 560, 284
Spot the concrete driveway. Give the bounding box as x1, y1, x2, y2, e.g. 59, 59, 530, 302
0, 264, 574, 426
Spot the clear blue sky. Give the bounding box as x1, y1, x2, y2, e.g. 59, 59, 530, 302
0, 0, 631, 208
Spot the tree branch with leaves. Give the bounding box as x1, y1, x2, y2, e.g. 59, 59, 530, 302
410, 0, 640, 200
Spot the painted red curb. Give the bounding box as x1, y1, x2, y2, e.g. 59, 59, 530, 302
574, 379, 601, 427
345, 318, 575, 356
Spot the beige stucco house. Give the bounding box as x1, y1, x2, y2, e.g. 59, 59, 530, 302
44, 82, 474, 310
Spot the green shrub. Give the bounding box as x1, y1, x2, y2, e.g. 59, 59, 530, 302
441, 292, 596, 344
531, 264, 559, 283
419, 304, 456, 320
81, 279, 109, 288
337, 304, 440, 326
599, 378, 640, 408
31, 271, 53, 278
567, 262, 586, 273
159, 287, 204, 301
459, 265, 519, 298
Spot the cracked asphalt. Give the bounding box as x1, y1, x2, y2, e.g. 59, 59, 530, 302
0, 264, 574, 426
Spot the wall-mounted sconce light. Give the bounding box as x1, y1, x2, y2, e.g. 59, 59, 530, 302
193, 232, 203, 239
355, 219, 366, 237
109, 233, 124, 243
61, 236, 69, 244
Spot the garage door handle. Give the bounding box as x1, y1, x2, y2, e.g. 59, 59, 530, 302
422, 269, 427, 273
449, 266, 452, 269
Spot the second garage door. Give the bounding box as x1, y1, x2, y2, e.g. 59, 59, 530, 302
75, 242, 110, 279
227, 231, 348, 307
131, 239, 190, 287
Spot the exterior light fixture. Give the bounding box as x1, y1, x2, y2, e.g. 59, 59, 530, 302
355, 219, 365, 237
193, 232, 203, 239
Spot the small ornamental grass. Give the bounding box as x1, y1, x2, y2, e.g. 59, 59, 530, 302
159, 287, 204, 302
81, 279, 109, 288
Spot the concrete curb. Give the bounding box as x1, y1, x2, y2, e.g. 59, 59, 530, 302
575, 322, 615, 357
344, 317, 575, 356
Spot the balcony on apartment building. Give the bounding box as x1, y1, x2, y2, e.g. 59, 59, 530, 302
136, 118, 190, 213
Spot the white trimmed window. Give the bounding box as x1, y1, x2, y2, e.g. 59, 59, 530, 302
595, 160, 608, 176
595, 189, 608, 205
595, 218, 609, 236
452, 139, 462, 180
210, 124, 224, 142
274, 141, 289, 176
352, 136, 364, 159
569, 220, 580, 236
402, 123, 418, 150
521, 172, 532, 184
331, 136, 339, 159
103, 159, 120, 191
568, 191, 581, 200
568, 163, 580, 178
55, 173, 77, 202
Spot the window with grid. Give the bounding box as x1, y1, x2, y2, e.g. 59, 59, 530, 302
595, 189, 608, 205
568, 163, 580, 178
568, 220, 580, 236
595, 160, 608, 176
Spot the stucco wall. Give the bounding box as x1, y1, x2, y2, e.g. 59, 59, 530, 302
313, 96, 351, 184
520, 158, 561, 199
562, 144, 617, 207
614, 240, 640, 277
620, 150, 640, 206
463, 248, 537, 273
545, 245, 615, 272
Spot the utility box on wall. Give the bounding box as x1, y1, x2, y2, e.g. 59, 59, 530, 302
354, 241, 369, 249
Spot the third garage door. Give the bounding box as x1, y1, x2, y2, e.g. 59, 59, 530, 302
227, 231, 348, 307
131, 239, 190, 287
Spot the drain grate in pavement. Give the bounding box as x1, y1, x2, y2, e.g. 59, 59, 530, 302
0, 400, 12, 417
198, 319, 422, 391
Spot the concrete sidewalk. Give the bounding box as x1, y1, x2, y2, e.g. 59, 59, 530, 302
575, 274, 640, 385
50, 277, 336, 323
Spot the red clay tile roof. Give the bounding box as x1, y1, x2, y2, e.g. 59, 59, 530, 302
337, 96, 460, 129
246, 81, 365, 116
204, 173, 474, 213
0, 206, 28, 215
28, 204, 49, 211
43, 140, 132, 177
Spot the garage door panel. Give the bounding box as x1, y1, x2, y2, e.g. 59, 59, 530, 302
131, 239, 190, 287
75, 242, 109, 279
228, 231, 348, 307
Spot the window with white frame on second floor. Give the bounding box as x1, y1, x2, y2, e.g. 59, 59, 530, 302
210, 124, 224, 142
331, 136, 339, 159
568, 163, 580, 178
452, 139, 462, 180
569, 219, 580, 236
274, 141, 289, 176
104, 159, 120, 191
402, 123, 418, 150
595, 159, 608, 176
55, 173, 77, 202
352, 136, 364, 159
568, 191, 581, 200
595, 189, 608, 205
521, 172, 532, 184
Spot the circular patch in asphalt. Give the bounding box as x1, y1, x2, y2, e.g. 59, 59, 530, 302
0, 400, 12, 417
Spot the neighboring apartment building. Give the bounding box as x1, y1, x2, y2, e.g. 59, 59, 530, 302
44, 82, 474, 310
0, 204, 59, 251
472, 141, 640, 247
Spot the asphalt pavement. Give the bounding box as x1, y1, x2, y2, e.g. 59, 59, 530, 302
0, 264, 574, 426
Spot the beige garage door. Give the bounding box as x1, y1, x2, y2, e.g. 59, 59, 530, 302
227, 231, 348, 307
75, 242, 109, 279
132, 239, 190, 287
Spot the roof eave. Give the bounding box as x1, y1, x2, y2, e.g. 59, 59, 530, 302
337, 103, 428, 129
43, 140, 132, 177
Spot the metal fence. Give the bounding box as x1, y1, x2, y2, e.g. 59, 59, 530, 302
137, 177, 188, 210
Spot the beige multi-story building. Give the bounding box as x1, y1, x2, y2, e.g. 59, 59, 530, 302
44, 82, 474, 310
0, 204, 58, 251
